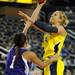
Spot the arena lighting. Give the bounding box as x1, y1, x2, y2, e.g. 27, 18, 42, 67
0, 0, 14, 2
0, 0, 33, 4
17, 0, 33, 4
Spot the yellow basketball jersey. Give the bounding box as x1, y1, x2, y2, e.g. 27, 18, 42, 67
42, 32, 67, 75
42, 32, 67, 59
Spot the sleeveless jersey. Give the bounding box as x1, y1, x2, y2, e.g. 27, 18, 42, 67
4, 47, 32, 75
42, 32, 67, 59
42, 32, 67, 75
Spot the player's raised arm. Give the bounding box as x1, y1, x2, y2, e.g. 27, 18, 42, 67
18, 0, 46, 23
18, 0, 47, 35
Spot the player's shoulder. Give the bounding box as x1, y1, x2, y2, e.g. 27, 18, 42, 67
57, 25, 67, 35
23, 51, 36, 61
23, 51, 36, 57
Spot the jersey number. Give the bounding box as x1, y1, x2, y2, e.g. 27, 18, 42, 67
10, 56, 16, 69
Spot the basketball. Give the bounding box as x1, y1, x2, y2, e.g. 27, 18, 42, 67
37, 0, 45, 4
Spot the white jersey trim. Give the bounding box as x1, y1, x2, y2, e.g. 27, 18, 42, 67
22, 56, 29, 75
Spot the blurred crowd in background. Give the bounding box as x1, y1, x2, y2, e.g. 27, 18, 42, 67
0, 0, 75, 75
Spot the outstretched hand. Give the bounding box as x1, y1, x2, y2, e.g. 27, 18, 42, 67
18, 11, 29, 21
50, 54, 62, 63
18, 11, 34, 23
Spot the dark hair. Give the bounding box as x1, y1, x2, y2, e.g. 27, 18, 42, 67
13, 32, 26, 63
14, 32, 26, 47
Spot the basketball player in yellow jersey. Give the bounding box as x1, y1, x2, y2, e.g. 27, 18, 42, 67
31, 11, 69, 75
42, 31, 67, 75
18, 7, 69, 75
41, 11, 69, 75
34, 11, 69, 75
